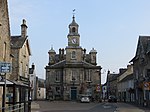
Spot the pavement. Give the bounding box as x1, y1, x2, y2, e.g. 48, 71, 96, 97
115, 103, 147, 112
31, 101, 150, 112
31, 101, 40, 112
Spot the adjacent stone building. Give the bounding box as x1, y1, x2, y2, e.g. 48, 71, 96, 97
106, 71, 119, 98
45, 15, 102, 101
0, 0, 12, 63
29, 63, 37, 100
0, 0, 13, 109
37, 78, 46, 100
117, 64, 134, 102
130, 36, 150, 107
10, 19, 31, 111
102, 83, 107, 100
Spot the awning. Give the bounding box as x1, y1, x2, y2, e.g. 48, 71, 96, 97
0, 79, 29, 87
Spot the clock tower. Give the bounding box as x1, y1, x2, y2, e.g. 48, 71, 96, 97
46, 14, 101, 102
67, 15, 80, 47
66, 15, 82, 63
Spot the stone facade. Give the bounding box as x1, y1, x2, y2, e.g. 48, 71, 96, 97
0, 0, 12, 76
45, 16, 101, 101
0, 0, 12, 109
10, 19, 31, 110
106, 70, 119, 98
37, 78, 46, 100
29, 64, 37, 100
0, 1, 31, 111
11, 19, 31, 81
102, 83, 107, 100
130, 36, 150, 107
117, 65, 134, 102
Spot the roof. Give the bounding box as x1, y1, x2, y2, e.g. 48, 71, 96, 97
45, 60, 101, 69
69, 16, 79, 27
11, 36, 31, 55
118, 65, 133, 82
90, 48, 97, 53
107, 73, 119, 82
11, 36, 26, 48
0, 79, 29, 87
48, 47, 56, 53
119, 74, 133, 82
130, 36, 150, 62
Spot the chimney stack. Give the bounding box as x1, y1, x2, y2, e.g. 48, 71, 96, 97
21, 19, 28, 38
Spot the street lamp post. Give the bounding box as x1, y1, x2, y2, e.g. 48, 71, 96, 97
1, 73, 6, 112
96, 68, 102, 102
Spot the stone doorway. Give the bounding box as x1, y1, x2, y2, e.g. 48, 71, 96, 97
71, 87, 77, 100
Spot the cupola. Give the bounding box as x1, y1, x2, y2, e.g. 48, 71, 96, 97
68, 15, 79, 36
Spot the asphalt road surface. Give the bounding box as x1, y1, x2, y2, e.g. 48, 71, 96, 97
31, 101, 117, 112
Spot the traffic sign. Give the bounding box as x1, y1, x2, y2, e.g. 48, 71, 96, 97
96, 84, 101, 92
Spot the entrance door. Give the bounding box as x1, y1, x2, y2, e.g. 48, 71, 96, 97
71, 87, 77, 100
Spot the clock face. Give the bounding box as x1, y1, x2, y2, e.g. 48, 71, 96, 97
71, 38, 77, 44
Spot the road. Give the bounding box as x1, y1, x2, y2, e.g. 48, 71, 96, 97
31, 101, 149, 112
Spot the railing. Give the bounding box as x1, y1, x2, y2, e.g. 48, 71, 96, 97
0, 103, 24, 112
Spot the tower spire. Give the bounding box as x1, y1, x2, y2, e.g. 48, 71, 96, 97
72, 9, 76, 21
73, 9, 76, 16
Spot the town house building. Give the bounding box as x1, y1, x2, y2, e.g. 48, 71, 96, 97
0, 0, 13, 109
106, 71, 119, 98
45, 15, 102, 101
10, 19, 31, 111
37, 78, 46, 100
29, 63, 37, 100
117, 64, 134, 102
130, 36, 150, 107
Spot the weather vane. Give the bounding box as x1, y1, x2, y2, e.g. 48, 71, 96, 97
73, 9, 76, 16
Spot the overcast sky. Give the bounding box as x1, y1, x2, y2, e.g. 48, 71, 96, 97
8, 0, 150, 84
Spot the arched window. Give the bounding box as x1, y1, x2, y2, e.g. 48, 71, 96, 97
72, 27, 76, 33
71, 51, 76, 59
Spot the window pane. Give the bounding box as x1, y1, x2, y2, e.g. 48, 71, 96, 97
72, 51, 76, 59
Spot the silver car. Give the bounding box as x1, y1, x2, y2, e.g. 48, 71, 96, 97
80, 96, 90, 103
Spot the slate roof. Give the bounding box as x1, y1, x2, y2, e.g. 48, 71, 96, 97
11, 36, 27, 48
136, 36, 150, 55
130, 36, 150, 62
11, 35, 31, 55
107, 73, 119, 82
119, 73, 133, 83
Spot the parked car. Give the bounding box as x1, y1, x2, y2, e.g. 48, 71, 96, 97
80, 95, 90, 103
108, 95, 117, 102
